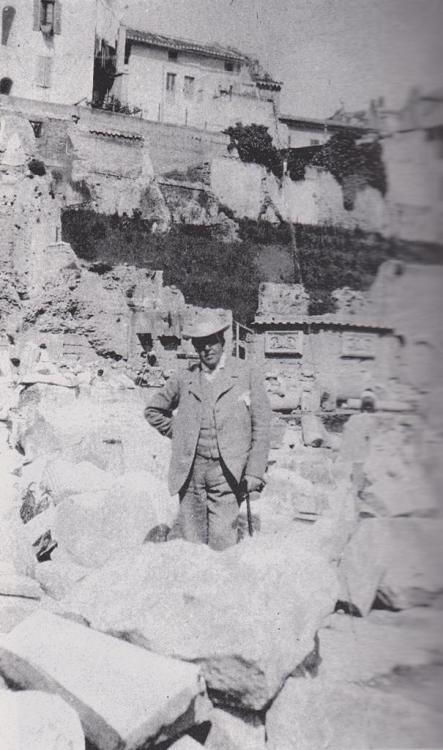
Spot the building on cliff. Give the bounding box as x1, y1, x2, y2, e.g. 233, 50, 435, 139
115, 28, 282, 135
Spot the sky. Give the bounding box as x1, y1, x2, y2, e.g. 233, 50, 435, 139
122, 0, 443, 118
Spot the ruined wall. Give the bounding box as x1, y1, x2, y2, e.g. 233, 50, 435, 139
252, 327, 398, 400
383, 130, 443, 244
210, 156, 389, 233
1, 96, 229, 189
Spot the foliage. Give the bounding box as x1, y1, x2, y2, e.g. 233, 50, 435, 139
287, 132, 387, 205
62, 210, 439, 323
27, 158, 46, 176
88, 95, 142, 116
62, 210, 261, 324
223, 122, 283, 178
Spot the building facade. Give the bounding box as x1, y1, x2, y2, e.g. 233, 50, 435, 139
0, 0, 123, 107
118, 28, 281, 134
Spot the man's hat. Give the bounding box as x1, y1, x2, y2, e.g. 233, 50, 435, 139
184, 311, 231, 340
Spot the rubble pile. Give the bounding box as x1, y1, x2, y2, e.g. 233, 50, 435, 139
1, 335, 442, 748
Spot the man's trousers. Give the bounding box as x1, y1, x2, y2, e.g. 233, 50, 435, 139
169, 455, 240, 551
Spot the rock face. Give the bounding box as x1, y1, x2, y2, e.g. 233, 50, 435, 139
0, 611, 209, 750
0, 689, 85, 750
265, 676, 443, 750
60, 535, 338, 711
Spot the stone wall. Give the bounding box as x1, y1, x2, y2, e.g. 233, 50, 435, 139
1, 96, 229, 176
210, 156, 390, 233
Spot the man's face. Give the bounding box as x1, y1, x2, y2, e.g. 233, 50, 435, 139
193, 333, 224, 370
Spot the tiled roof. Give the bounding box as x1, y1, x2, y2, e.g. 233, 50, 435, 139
279, 114, 376, 133
89, 128, 143, 141
126, 28, 247, 62
253, 314, 392, 330
255, 78, 282, 91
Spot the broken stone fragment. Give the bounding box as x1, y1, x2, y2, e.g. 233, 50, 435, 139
337, 519, 386, 616
265, 675, 443, 750
205, 706, 266, 750
59, 535, 338, 711
0, 610, 210, 750
0, 689, 85, 750
0, 567, 42, 600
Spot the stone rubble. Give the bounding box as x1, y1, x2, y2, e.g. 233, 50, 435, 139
0, 689, 85, 750
58, 535, 338, 711
0, 610, 210, 750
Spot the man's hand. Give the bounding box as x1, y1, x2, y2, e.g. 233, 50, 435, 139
243, 475, 264, 494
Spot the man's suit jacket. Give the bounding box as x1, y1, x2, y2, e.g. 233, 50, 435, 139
145, 356, 271, 495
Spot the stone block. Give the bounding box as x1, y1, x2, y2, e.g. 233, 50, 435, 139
338, 413, 375, 462
168, 737, 203, 750
0, 611, 209, 749
42, 459, 113, 502
60, 535, 338, 711
0, 569, 42, 600
337, 519, 386, 615
0, 596, 39, 634
205, 707, 265, 750
265, 676, 443, 750
0, 689, 85, 750
318, 609, 443, 683
54, 471, 177, 568
34, 553, 90, 600
378, 518, 443, 608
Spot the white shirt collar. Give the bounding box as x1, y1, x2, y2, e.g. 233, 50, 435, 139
201, 351, 226, 381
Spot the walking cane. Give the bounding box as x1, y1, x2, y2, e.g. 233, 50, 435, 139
239, 480, 254, 537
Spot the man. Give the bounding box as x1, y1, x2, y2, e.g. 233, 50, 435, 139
145, 312, 271, 550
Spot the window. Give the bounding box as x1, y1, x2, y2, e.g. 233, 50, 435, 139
0, 77, 13, 94
124, 39, 131, 65
166, 72, 176, 96
41, 0, 54, 26
310, 138, 320, 146
2, 6, 16, 46
168, 50, 178, 61
224, 61, 234, 72
33, 0, 61, 35
29, 120, 43, 137
35, 56, 52, 88
183, 75, 195, 99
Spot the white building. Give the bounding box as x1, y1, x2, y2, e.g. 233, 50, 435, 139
279, 114, 375, 149
0, 0, 123, 106
118, 28, 282, 134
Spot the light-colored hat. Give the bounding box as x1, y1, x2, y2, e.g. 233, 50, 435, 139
185, 311, 231, 340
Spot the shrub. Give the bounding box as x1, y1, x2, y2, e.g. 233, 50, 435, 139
28, 158, 46, 176
223, 123, 283, 178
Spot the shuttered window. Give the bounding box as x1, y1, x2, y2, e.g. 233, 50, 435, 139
35, 56, 53, 88
2, 6, 16, 46
54, 1, 61, 34
33, 0, 61, 34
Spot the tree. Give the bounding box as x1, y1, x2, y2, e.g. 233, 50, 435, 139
223, 123, 283, 177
